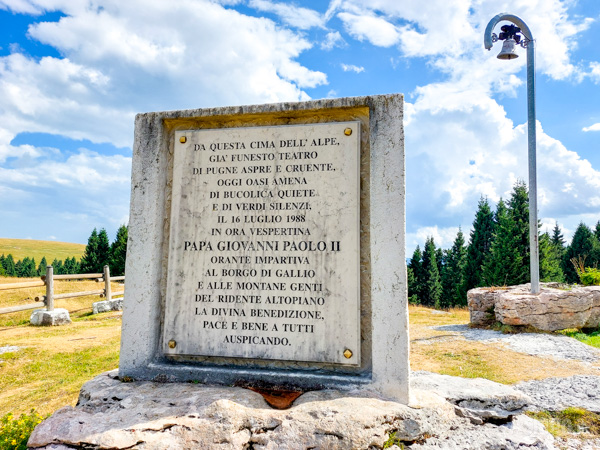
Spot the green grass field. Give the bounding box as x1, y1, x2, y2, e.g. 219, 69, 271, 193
0, 238, 85, 264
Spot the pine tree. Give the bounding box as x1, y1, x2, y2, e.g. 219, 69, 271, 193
15, 259, 23, 277
595, 221, 600, 242
539, 232, 564, 282
407, 266, 418, 304
80, 229, 100, 273
64, 256, 80, 274
51, 258, 64, 275
37, 257, 48, 276
464, 197, 495, 290
442, 228, 468, 307
110, 225, 128, 276
562, 222, 595, 283
408, 246, 424, 304
4, 254, 16, 277
97, 229, 111, 271
551, 222, 566, 253
0, 254, 5, 276
422, 237, 443, 308
507, 180, 530, 279
482, 199, 524, 286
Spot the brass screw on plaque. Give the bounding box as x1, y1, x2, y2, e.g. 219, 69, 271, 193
168, 340, 177, 349
179, 136, 187, 143
344, 128, 352, 136
343, 349, 353, 359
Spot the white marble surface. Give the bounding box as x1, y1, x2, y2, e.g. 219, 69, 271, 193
164, 123, 360, 365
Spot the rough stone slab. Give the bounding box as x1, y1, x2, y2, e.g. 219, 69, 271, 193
30, 308, 71, 326
409, 415, 556, 450
28, 371, 448, 450
468, 288, 497, 326
27, 371, 560, 450
92, 298, 123, 314
468, 284, 600, 331
411, 371, 532, 422
516, 375, 600, 413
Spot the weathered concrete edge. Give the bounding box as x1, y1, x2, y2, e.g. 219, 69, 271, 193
119, 94, 408, 402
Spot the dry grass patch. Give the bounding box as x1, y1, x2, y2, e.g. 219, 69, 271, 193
0, 238, 84, 263
0, 312, 121, 417
1, 280, 122, 417
408, 305, 600, 384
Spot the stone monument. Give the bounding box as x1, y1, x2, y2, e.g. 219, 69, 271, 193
119, 94, 409, 402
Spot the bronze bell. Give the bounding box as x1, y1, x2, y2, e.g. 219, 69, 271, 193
497, 38, 519, 60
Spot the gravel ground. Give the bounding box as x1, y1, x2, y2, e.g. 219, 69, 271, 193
516, 375, 600, 413
432, 323, 600, 420
434, 324, 600, 363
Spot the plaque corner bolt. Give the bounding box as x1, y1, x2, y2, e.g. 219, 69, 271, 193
344, 128, 352, 136
343, 349, 353, 359
168, 340, 177, 349
179, 136, 187, 144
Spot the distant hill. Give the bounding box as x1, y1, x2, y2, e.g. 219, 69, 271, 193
0, 238, 85, 263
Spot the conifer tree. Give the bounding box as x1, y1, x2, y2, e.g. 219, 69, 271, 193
551, 222, 566, 253
408, 246, 424, 304
407, 266, 418, 304
464, 197, 495, 290
539, 232, 564, 282
51, 258, 64, 275
97, 229, 111, 271
80, 229, 99, 273
482, 199, 524, 286
4, 254, 16, 276
0, 254, 5, 276
110, 225, 128, 276
422, 237, 443, 308
562, 222, 595, 283
595, 221, 600, 242
37, 257, 48, 276
508, 180, 531, 279
15, 259, 23, 277
442, 228, 468, 307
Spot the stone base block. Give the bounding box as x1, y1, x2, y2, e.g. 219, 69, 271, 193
30, 308, 71, 326
92, 298, 124, 314
468, 283, 600, 331
26, 371, 555, 450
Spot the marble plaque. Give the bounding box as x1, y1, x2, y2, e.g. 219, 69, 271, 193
163, 122, 360, 365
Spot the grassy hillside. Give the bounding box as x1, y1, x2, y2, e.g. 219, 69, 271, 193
0, 238, 85, 263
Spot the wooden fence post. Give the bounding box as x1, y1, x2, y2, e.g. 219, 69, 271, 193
104, 265, 111, 301
46, 266, 54, 311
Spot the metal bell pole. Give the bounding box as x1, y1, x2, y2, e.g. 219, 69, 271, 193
484, 13, 539, 294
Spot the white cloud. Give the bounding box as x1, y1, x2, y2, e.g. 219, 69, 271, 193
0, 0, 329, 243
341, 63, 364, 73
338, 12, 400, 47
589, 61, 600, 83
336, 0, 593, 81
583, 123, 600, 132
0, 0, 327, 149
321, 31, 346, 50
248, 0, 324, 29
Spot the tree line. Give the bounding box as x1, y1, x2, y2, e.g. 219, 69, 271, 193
0, 225, 128, 278
408, 181, 600, 309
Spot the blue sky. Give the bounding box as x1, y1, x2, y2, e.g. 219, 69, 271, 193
0, 0, 598, 252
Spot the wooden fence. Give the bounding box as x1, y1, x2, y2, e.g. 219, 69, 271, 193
0, 265, 124, 315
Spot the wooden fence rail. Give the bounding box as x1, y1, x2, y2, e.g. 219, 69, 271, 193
0, 265, 124, 316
